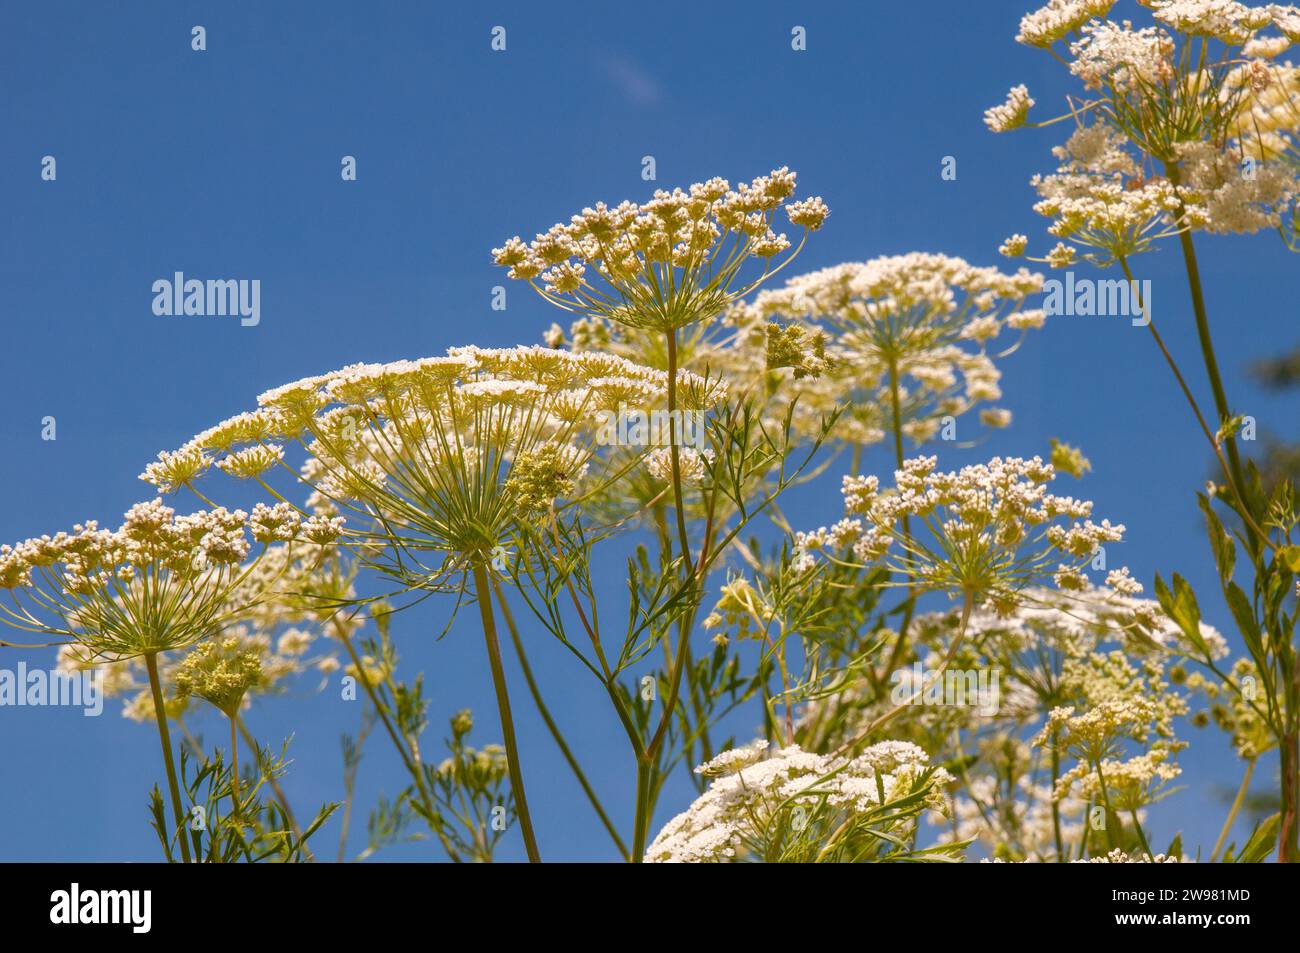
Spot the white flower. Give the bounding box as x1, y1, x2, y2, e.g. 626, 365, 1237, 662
984, 85, 1035, 132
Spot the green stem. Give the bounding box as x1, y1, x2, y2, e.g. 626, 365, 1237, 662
236, 715, 312, 860
665, 329, 694, 570
228, 714, 242, 823
880, 355, 918, 682
1280, 732, 1300, 862
145, 652, 192, 864
473, 563, 541, 863
1164, 163, 1255, 546
1049, 732, 1065, 862
632, 759, 653, 863
635, 328, 699, 857
1129, 808, 1156, 862
492, 575, 628, 860
1210, 757, 1255, 862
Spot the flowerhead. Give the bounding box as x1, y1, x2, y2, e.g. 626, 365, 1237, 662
725, 254, 1045, 451
493, 169, 828, 332
0, 499, 299, 658
795, 455, 1128, 604
142, 346, 725, 589
174, 636, 264, 717
647, 740, 952, 862
999, 1, 1300, 262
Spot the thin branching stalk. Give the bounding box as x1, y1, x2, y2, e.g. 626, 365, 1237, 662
491, 574, 629, 860
145, 651, 192, 864
1211, 756, 1256, 862
234, 715, 312, 861
472, 563, 541, 862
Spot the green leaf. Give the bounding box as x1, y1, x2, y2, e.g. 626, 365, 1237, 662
1279, 545, 1300, 574
1225, 581, 1264, 662
1232, 813, 1281, 863
1156, 573, 1208, 655
1197, 493, 1236, 584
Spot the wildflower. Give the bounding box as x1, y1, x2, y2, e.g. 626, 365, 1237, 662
643, 446, 714, 484
1002, 1, 1300, 260
0, 500, 288, 657
764, 322, 832, 380
144, 346, 724, 586
1050, 438, 1093, 478
726, 254, 1045, 454
797, 455, 1129, 603
999, 234, 1029, 257
1016, 1, 1119, 48
646, 742, 953, 862
984, 85, 1035, 132
493, 168, 828, 332
173, 637, 263, 717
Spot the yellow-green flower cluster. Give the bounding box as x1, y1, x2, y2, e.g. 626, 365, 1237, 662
173, 636, 264, 716
0, 499, 303, 658
141, 346, 726, 584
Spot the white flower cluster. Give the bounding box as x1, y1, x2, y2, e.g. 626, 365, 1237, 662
142, 346, 728, 576
794, 455, 1127, 599
493, 169, 827, 331
646, 741, 951, 863
1017, 0, 1119, 48
1, 499, 254, 596
1069, 19, 1175, 90
724, 254, 1045, 450
144, 346, 724, 493
643, 446, 714, 484
1004, 0, 1300, 261
0, 499, 341, 659
985, 85, 1036, 132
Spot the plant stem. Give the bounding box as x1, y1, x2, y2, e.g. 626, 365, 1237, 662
492, 574, 628, 860
632, 759, 653, 862
634, 327, 701, 858
1129, 808, 1156, 862
1280, 732, 1300, 862
145, 652, 192, 864
880, 355, 918, 682
665, 329, 694, 570
1050, 735, 1065, 862
228, 714, 242, 822
235, 715, 312, 860
1163, 164, 1256, 551
473, 563, 541, 862
1211, 756, 1255, 862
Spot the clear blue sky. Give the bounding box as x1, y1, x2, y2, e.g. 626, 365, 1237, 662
2, 0, 1296, 861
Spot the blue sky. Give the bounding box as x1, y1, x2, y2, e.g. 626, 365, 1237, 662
2, 0, 1297, 861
